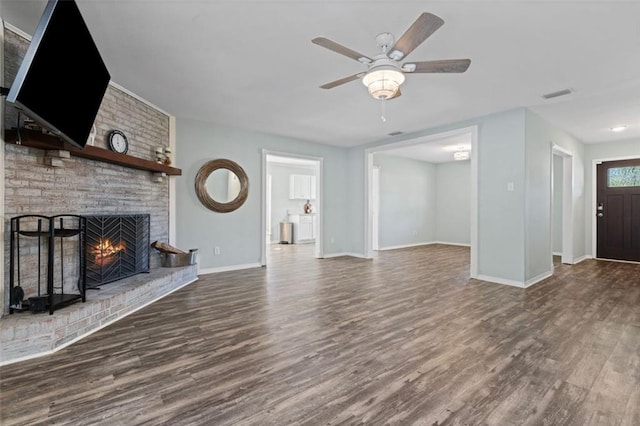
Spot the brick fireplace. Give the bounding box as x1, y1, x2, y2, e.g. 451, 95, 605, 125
3, 27, 171, 313
1, 26, 199, 365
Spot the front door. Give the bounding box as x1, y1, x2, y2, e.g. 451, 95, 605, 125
596, 158, 640, 262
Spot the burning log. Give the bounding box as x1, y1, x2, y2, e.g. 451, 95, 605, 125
151, 241, 188, 255
91, 239, 126, 267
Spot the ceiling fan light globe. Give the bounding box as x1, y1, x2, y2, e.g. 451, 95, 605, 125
363, 68, 405, 100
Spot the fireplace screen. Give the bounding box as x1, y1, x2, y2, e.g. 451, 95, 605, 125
85, 214, 150, 288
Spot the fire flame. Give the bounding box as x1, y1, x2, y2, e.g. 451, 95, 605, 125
91, 239, 126, 266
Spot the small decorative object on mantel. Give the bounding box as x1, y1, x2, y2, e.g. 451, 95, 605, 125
304, 199, 313, 214
163, 147, 173, 165
155, 146, 165, 163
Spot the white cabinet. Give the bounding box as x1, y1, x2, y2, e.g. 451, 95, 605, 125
288, 214, 316, 243
289, 174, 317, 200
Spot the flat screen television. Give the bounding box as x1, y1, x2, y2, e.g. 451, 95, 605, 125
6, 0, 110, 149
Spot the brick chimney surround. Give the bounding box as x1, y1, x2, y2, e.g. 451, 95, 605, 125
1, 27, 198, 365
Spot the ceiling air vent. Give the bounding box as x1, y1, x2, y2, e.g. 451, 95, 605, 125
541, 88, 573, 100
388, 131, 403, 136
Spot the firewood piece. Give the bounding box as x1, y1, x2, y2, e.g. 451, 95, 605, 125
151, 241, 187, 254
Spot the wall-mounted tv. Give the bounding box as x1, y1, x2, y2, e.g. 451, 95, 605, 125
6, 0, 110, 149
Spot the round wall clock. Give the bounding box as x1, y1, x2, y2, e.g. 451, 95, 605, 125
108, 130, 129, 154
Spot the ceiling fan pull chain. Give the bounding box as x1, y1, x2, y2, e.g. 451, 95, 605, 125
380, 97, 387, 122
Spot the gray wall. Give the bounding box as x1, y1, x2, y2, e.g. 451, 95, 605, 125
373, 156, 470, 249
374, 154, 436, 248
349, 108, 528, 283
436, 160, 470, 245
175, 118, 350, 271
524, 110, 585, 282
477, 109, 526, 282
267, 162, 317, 243
583, 138, 640, 256
133, 108, 640, 283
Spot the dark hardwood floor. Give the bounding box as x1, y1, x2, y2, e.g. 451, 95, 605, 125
1, 244, 639, 425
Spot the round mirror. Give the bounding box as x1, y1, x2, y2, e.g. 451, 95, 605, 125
205, 169, 241, 203
195, 159, 249, 213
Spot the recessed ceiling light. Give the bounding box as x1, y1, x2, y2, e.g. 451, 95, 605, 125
610, 125, 628, 132
453, 151, 470, 161
443, 144, 472, 152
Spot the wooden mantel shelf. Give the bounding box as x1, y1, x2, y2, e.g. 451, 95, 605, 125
4, 128, 182, 176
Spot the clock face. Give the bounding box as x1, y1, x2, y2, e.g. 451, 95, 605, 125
108, 130, 128, 154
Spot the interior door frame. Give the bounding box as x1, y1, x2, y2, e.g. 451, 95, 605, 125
551, 144, 574, 266
364, 125, 478, 278
261, 149, 323, 266
591, 155, 640, 260
372, 166, 380, 251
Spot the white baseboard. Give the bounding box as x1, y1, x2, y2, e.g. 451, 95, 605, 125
434, 241, 471, 247
378, 241, 435, 251
552, 251, 562, 256
378, 241, 470, 251
476, 270, 552, 289
198, 263, 262, 275
475, 274, 525, 288
322, 252, 370, 259
524, 271, 553, 288
573, 255, 591, 264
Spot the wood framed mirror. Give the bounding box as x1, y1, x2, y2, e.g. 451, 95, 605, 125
195, 159, 249, 213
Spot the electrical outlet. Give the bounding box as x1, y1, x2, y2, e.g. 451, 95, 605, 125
214, 246, 220, 255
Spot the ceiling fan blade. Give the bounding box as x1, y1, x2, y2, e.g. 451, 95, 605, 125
319, 73, 364, 89
312, 37, 372, 63
388, 13, 444, 60
406, 59, 471, 73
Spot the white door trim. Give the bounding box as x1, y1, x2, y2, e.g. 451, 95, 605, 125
261, 149, 323, 266
551, 144, 574, 266
372, 166, 380, 251
591, 155, 640, 259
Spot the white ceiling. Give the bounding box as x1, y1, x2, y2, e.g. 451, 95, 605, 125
377, 133, 472, 164
2, 1, 639, 148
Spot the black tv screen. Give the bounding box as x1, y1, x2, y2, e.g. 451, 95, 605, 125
7, 0, 110, 149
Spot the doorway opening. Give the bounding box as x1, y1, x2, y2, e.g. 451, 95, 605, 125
261, 150, 323, 266
551, 144, 574, 268
365, 125, 478, 278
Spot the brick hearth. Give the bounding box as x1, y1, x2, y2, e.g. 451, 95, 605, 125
0, 264, 197, 365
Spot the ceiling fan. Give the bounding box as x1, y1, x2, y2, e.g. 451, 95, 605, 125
312, 12, 471, 101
